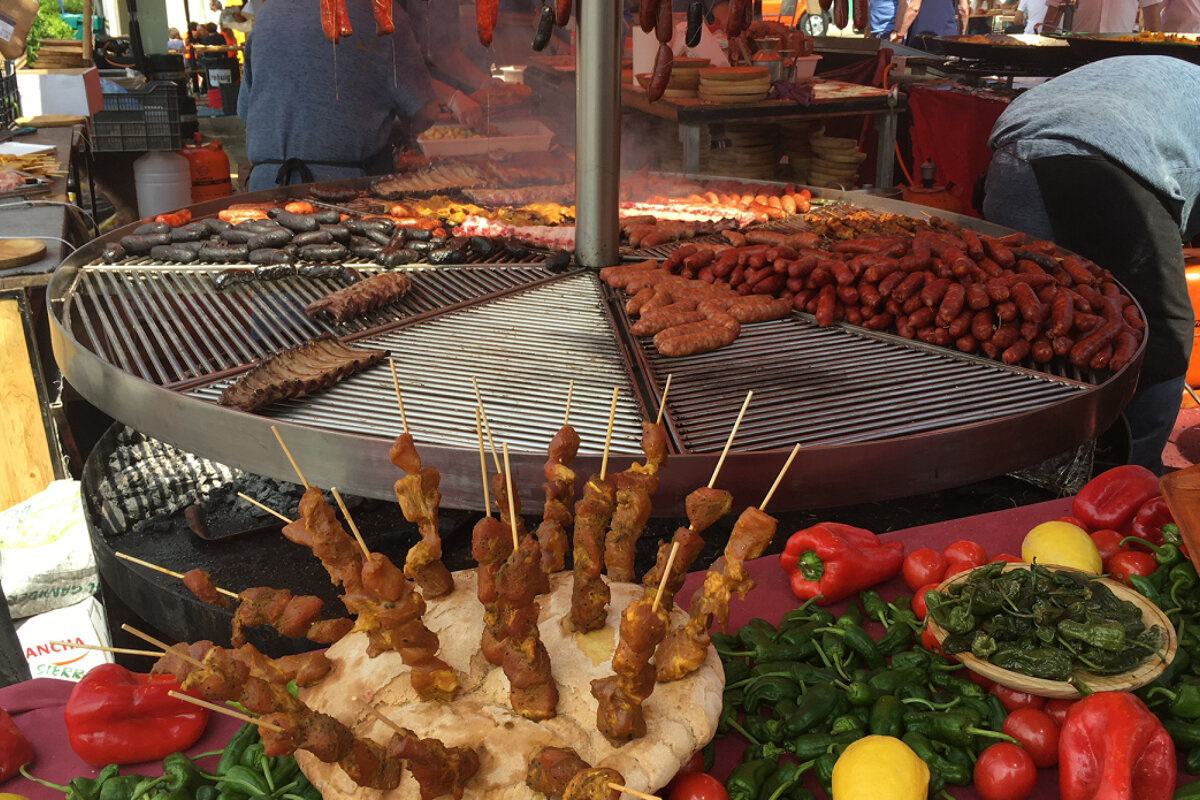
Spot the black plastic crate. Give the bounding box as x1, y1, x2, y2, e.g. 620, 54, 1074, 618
0, 61, 19, 130
92, 81, 182, 152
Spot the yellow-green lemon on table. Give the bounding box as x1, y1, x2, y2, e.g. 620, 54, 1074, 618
831, 735, 930, 800
1021, 520, 1103, 573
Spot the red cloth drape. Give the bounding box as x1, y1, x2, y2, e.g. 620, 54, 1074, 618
907, 84, 1010, 217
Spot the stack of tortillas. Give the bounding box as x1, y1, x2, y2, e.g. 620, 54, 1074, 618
698, 66, 771, 104
702, 123, 781, 180
808, 133, 866, 188
780, 120, 821, 182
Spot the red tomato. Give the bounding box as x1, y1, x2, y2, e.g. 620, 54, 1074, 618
1107, 550, 1159, 586
668, 773, 728, 800
1058, 515, 1089, 531
989, 684, 1046, 713
1090, 529, 1126, 568
943, 539, 988, 566
943, 559, 976, 580
1001, 708, 1060, 768
912, 583, 940, 620
989, 552, 1023, 564
903, 548, 948, 591
665, 752, 707, 793
920, 624, 943, 654
965, 668, 995, 691
1043, 698, 1076, 727
974, 742, 1037, 800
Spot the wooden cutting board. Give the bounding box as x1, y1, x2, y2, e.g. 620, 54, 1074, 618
0, 239, 47, 270
19, 114, 89, 128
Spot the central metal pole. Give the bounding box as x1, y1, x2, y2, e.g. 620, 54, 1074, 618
574, 1, 622, 268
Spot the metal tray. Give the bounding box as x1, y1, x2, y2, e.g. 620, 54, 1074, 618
1047, 31, 1200, 64
930, 34, 1076, 68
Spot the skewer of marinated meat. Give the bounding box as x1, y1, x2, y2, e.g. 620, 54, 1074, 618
297, 486, 460, 701
496, 533, 558, 719
229, 586, 354, 647
590, 595, 668, 741
472, 515, 513, 665
154, 640, 333, 690
526, 747, 624, 800
385, 725, 480, 800
603, 420, 669, 582
181, 569, 234, 609
535, 423, 580, 575
390, 433, 454, 598
218, 336, 388, 413
305, 270, 412, 323
656, 505, 778, 682
641, 486, 732, 610
570, 474, 617, 632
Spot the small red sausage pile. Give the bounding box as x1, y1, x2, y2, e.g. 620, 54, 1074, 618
606, 223, 1144, 371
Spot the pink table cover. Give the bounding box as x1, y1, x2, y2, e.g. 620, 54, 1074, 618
5, 496, 1181, 800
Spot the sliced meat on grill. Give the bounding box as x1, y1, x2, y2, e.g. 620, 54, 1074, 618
305, 270, 413, 324
218, 336, 389, 413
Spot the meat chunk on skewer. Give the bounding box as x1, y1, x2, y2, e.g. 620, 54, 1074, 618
537, 424, 580, 574
181, 569, 234, 609
472, 515, 514, 665
497, 534, 558, 720
570, 475, 616, 632
591, 596, 668, 741
390, 433, 455, 598
642, 486, 732, 610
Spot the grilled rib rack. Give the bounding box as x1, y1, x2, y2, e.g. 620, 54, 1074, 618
48, 186, 1141, 516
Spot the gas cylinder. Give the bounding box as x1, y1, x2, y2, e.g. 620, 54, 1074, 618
1182, 250, 1200, 407
901, 159, 965, 215
180, 133, 233, 203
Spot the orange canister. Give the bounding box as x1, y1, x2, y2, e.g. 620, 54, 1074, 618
180, 137, 233, 203
1182, 252, 1200, 407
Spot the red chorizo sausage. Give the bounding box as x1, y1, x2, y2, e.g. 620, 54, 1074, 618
476, 0, 497, 45
1070, 319, 1122, 367
853, 0, 869, 30
1110, 330, 1140, 372
647, 44, 673, 102
555, 0, 571, 27
834, 0, 849, 28
640, 0, 659, 32
727, 0, 746, 35
1003, 339, 1031, 365
936, 283, 965, 327
656, 0, 673, 42
1032, 338, 1054, 364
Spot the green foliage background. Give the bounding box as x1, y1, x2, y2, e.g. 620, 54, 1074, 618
28, 0, 88, 63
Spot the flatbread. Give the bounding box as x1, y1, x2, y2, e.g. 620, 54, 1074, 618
297, 570, 725, 800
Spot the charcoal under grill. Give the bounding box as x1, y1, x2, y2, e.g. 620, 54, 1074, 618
48, 184, 1142, 516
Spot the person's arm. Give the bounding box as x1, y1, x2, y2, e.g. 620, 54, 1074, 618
1141, 0, 1163, 29
430, 78, 485, 129
959, 0, 972, 31
890, 0, 923, 40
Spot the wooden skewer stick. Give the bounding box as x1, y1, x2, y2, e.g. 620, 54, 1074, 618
236, 492, 292, 525
476, 406, 491, 518
651, 540, 680, 613
760, 443, 801, 512
656, 374, 673, 426
271, 425, 309, 489
115, 552, 238, 599
168, 691, 285, 732
472, 377, 502, 473
121, 624, 205, 669
708, 390, 753, 489
49, 640, 163, 659
564, 380, 574, 427
389, 358, 409, 434
600, 387, 619, 482
503, 443, 519, 551
331, 487, 370, 559
361, 701, 407, 736
609, 785, 661, 800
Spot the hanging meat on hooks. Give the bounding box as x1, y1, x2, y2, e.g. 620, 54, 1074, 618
373, 0, 394, 35
477, 0, 498, 46
555, 0, 572, 27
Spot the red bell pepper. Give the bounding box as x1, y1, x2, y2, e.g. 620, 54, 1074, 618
1058, 691, 1175, 800
1072, 465, 1161, 533
64, 662, 210, 766
1128, 495, 1174, 545
779, 522, 904, 605
0, 708, 33, 781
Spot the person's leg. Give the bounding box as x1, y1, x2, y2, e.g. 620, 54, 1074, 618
1031, 154, 1191, 474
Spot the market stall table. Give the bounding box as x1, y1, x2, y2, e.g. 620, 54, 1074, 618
620, 80, 903, 185
12, 494, 1195, 800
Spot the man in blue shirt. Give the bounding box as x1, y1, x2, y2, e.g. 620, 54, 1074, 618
983, 56, 1200, 473
238, 0, 439, 190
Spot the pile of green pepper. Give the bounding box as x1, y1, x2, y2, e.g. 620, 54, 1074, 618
714, 592, 1015, 800
21, 723, 318, 800
1129, 526, 1200, 785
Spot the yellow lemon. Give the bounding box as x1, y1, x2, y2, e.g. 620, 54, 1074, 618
1021, 520, 1103, 573
831, 735, 929, 800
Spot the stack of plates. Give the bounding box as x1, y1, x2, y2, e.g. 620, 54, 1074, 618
808, 134, 867, 188
698, 67, 771, 104
780, 121, 822, 182
702, 123, 781, 180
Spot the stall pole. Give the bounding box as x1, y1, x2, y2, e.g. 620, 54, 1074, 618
574, 1, 622, 268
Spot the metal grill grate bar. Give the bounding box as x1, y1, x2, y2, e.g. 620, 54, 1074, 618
639, 314, 1088, 452
188, 275, 647, 455
66, 263, 555, 388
